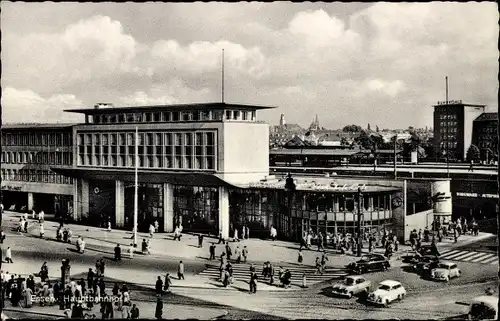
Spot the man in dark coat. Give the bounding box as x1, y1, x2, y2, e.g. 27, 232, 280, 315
87, 268, 95, 292
155, 297, 163, 320
155, 276, 163, 295
114, 244, 122, 261
209, 244, 216, 260
131, 304, 140, 319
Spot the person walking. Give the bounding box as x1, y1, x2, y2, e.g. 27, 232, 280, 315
38, 210, 45, 222
149, 224, 155, 238
163, 273, 172, 293
233, 228, 239, 242
321, 252, 329, 273
298, 249, 303, 264
198, 234, 204, 248
114, 244, 122, 261
177, 261, 185, 280
131, 304, 140, 319
155, 297, 163, 320
39, 223, 45, 238
0, 228, 5, 244
107, 220, 112, 232
235, 246, 242, 264
129, 243, 134, 259
217, 231, 225, 244
317, 232, 324, 251
154, 220, 159, 233
173, 226, 182, 241
242, 246, 248, 263
241, 225, 247, 240
225, 243, 232, 261
270, 226, 277, 241
249, 271, 258, 294
314, 257, 322, 275
155, 276, 163, 295
209, 243, 216, 260
5, 247, 13, 263
469, 160, 474, 172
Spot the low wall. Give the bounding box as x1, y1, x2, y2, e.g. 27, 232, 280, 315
404, 209, 434, 241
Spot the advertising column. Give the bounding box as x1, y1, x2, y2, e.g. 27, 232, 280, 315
115, 180, 125, 227
218, 186, 230, 240
163, 183, 174, 233
432, 179, 452, 223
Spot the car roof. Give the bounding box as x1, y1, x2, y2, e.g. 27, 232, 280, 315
471, 296, 499, 308
439, 261, 455, 266
346, 275, 364, 280
379, 280, 401, 287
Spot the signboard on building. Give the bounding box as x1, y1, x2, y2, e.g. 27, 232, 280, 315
437, 100, 463, 105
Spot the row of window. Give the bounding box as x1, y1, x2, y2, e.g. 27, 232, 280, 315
1, 132, 72, 147
1, 169, 73, 185
89, 109, 257, 124
440, 121, 458, 128
480, 127, 497, 134
1, 151, 72, 165
77, 131, 215, 146
77, 131, 217, 170
440, 142, 458, 148
439, 114, 457, 120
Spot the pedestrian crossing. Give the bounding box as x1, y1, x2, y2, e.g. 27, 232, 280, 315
198, 263, 349, 286
439, 249, 498, 265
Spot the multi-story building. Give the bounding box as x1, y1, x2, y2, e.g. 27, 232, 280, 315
472, 112, 498, 163
2, 102, 444, 243
1, 124, 75, 215
433, 100, 485, 161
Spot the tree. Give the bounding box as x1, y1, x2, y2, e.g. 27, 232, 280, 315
342, 125, 363, 133
466, 144, 481, 163
376, 125, 380, 133
367, 123, 371, 131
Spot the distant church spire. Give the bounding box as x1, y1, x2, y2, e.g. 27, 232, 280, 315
309, 114, 320, 131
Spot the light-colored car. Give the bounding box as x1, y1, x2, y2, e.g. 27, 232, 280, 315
430, 261, 461, 282
367, 280, 406, 307
332, 276, 371, 298
468, 295, 498, 320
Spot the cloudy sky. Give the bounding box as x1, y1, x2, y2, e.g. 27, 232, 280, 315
1, 2, 498, 129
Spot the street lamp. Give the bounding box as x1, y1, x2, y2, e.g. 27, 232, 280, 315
357, 187, 363, 257
285, 173, 296, 240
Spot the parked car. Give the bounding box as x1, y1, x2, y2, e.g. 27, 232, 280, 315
346, 254, 390, 274
331, 276, 371, 298
366, 280, 406, 307
467, 295, 498, 320
430, 262, 461, 282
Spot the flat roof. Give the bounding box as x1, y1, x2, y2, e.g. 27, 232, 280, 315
270, 149, 361, 156
65, 102, 277, 115
238, 176, 400, 193
2, 123, 78, 130
433, 103, 486, 108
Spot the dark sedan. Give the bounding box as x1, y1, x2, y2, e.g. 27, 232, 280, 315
346, 254, 390, 275
412, 255, 440, 277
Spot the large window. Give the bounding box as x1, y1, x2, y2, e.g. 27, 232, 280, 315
173, 186, 219, 232
77, 130, 217, 170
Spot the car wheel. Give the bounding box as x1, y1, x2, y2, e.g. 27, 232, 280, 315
401, 293, 405, 300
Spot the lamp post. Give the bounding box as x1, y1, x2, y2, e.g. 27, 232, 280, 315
285, 173, 296, 240
393, 135, 398, 179
357, 187, 363, 257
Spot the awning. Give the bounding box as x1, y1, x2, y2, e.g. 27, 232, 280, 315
50, 166, 241, 188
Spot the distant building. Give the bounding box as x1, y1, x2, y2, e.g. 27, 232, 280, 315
309, 114, 320, 131
472, 112, 498, 163
433, 101, 486, 161
279, 113, 286, 126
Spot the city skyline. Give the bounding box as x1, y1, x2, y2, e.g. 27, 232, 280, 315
1, 2, 498, 129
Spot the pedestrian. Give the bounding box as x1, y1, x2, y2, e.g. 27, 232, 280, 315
155, 276, 163, 295
23, 219, 28, 233
149, 224, 155, 238
99, 259, 105, 276
302, 273, 307, 288
469, 160, 474, 172
317, 232, 324, 251
0, 228, 5, 244
155, 297, 163, 320
241, 225, 247, 240
126, 243, 134, 260
245, 225, 250, 239
242, 246, 248, 263
154, 219, 159, 233
5, 247, 13, 263
177, 261, 185, 280
314, 257, 322, 275
39, 222, 45, 238
249, 271, 258, 294
233, 228, 239, 242
225, 243, 232, 261
173, 226, 182, 241
209, 243, 216, 260
298, 249, 303, 264
163, 273, 172, 293
114, 244, 122, 261
235, 246, 242, 264
198, 234, 204, 248
107, 220, 112, 232
393, 236, 399, 252
270, 226, 277, 241
321, 252, 329, 272
131, 304, 140, 319
217, 231, 225, 244
38, 210, 45, 222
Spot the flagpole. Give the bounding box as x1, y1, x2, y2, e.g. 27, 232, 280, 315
133, 127, 138, 247
393, 135, 397, 179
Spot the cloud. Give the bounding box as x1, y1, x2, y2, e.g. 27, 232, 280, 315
366, 79, 406, 97
2, 87, 85, 123
1, 3, 497, 129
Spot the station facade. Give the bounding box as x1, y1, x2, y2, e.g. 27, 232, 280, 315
2, 102, 450, 242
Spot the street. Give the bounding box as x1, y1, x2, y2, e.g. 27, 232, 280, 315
1, 212, 497, 320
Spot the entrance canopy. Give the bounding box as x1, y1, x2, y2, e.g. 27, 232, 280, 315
51, 166, 241, 188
